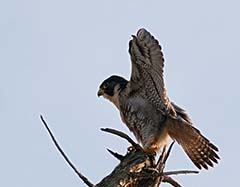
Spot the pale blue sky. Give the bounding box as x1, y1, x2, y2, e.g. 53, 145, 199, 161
0, 0, 239, 186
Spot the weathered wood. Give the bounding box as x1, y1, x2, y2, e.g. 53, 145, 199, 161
40, 115, 198, 187
96, 149, 159, 187
96, 148, 198, 187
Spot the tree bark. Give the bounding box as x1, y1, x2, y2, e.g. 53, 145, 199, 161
96, 149, 159, 187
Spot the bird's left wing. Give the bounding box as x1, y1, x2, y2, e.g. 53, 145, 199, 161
128, 28, 170, 113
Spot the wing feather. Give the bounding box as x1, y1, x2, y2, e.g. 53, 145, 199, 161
129, 28, 169, 113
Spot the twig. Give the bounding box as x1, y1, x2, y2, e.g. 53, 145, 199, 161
101, 128, 141, 150
163, 141, 175, 163
161, 170, 199, 176
107, 148, 124, 161
131, 169, 198, 178
157, 141, 175, 168
157, 145, 166, 170
162, 176, 181, 187
40, 115, 94, 187
155, 142, 174, 186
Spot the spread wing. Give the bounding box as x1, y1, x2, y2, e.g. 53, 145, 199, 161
128, 28, 170, 113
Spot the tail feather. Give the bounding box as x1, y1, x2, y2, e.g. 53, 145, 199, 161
167, 117, 220, 169
171, 102, 193, 124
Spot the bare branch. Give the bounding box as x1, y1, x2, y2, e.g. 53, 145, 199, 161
162, 176, 181, 187
156, 145, 166, 171
155, 142, 175, 186
131, 169, 198, 179
164, 141, 175, 163
101, 128, 141, 150
40, 115, 94, 187
107, 148, 124, 161
157, 141, 175, 168
161, 170, 199, 176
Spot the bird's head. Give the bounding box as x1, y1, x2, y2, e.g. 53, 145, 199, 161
97, 75, 128, 104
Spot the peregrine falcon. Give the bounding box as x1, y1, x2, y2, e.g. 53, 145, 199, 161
97, 28, 219, 169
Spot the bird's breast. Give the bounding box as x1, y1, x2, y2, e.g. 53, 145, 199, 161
119, 96, 168, 150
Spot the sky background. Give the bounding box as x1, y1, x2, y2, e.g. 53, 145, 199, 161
0, 0, 239, 186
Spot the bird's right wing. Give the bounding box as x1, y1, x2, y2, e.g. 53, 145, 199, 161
128, 28, 170, 113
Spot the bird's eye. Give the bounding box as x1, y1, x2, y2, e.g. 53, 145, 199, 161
103, 83, 109, 89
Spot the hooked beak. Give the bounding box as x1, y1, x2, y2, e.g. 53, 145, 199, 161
97, 88, 104, 97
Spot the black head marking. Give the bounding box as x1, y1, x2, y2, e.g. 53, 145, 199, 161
99, 75, 128, 96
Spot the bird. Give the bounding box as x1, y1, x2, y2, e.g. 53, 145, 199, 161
97, 28, 220, 170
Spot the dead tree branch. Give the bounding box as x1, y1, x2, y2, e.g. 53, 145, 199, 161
131, 170, 198, 178
101, 128, 141, 150
40, 115, 95, 187
107, 148, 124, 161
40, 115, 199, 187
162, 176, 181, 187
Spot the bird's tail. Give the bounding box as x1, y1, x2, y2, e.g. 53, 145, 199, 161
167, 117, 220, 169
